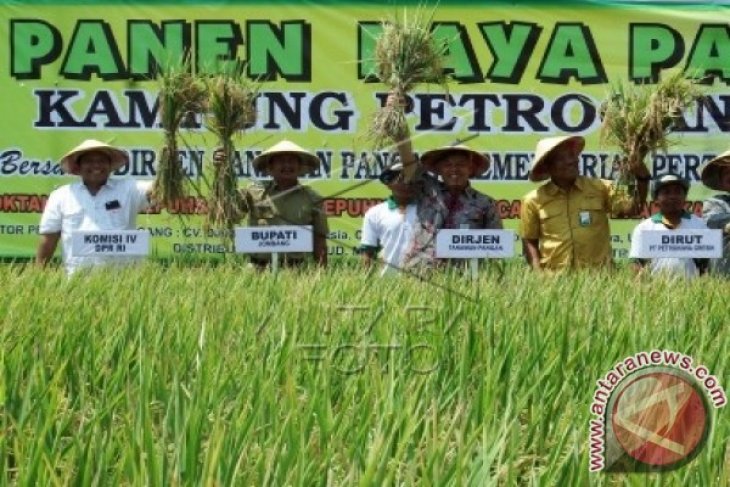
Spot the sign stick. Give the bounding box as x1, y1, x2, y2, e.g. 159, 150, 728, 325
469, 257, 478, 280
459, 224, 479, 280
271, 252, 280, 274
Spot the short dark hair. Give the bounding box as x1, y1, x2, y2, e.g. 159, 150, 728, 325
379, 170, 403, 185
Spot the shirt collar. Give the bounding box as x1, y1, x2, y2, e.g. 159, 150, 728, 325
385, 195, 415, 210
77, 178, 115, 193
444, 184, 476, 200
386, 196, 397, 210
650, 211, 691, 223
462, 184, 478, 199
268, 180, 300, 193
545, 176, 585, 195
651, 211, 692, 227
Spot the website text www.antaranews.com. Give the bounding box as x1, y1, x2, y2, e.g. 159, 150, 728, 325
588, 350, 726, 472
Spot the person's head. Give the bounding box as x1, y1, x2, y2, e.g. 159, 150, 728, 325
700, 150, 730, 192
436, 151, 474, 190
420, 145, 489, 191
529, 136, 585, 183
267, 153, 302, 185
652, 173, 690, 216
60, 139, 128, 187
77, 150, 114, 186
252, 140, 319, 185
379, 163, 414, 201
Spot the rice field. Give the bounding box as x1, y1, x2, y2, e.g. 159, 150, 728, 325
0, 263, 728, 485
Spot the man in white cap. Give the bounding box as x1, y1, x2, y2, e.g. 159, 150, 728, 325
36, 139, 153, 274
358, 163, 419, 276
700, 150, 730, 276
244, 140, 328, 267
629, 174, 709, 278
520, 136, 650, 271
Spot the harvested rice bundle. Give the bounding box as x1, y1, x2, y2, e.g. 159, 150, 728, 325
153, 61, 207, 207
205, 70, 259, 235
600, 71, 702, 215
368, 8, 449, 180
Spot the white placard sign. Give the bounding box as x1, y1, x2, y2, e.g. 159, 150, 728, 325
71, 230, 150, 257
634, 229, 723, 258
235, 225, 313, 253
435, 229, 515, 258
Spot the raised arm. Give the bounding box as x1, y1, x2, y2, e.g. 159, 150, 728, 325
386, 92, 418, 182
628, 163, 651, 215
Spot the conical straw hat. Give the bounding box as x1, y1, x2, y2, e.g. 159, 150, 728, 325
529, 136, 585, 182
700, 149, 730, 191
252, 140, 320, 176
420, 145, 490, 177
60, 139, 128, 175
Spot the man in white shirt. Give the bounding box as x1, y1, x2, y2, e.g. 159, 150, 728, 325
359, 163, 418, 276
629, 173, 709, 279
36, 139, 153, 274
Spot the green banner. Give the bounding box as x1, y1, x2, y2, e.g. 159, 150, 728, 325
1, 1, 728, 260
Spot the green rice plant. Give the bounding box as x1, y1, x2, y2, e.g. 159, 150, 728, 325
203, 63, 259, 239
152, 58, 208, 208
0, 263, 727, 485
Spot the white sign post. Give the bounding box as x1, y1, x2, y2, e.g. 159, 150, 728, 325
459, 224, 478, 280
71, 230, 150, 257
633, 229, 723, 258
436, 229, 515, 279
234, 225, 313, 273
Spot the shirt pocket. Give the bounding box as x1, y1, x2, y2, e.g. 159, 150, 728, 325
106, 208, 127, 228
538, 204, 566, 239
538, 205, 564, 222
578, 198, 605, 227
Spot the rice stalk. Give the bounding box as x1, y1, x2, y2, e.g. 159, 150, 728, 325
152, 59, 208, 208
600, 71, 703, 214
203, 64, 260, 240
367, 7, 449, 157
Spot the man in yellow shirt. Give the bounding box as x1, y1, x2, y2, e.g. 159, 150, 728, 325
520, 136, 649, 271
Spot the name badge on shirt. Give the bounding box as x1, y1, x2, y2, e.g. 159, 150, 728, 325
105, 199, 121, 210
579, 211, 591, 227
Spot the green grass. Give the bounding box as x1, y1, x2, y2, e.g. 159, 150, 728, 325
0, 263, 728, 485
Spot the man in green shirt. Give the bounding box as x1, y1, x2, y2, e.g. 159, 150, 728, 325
242, 140, 329, 267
